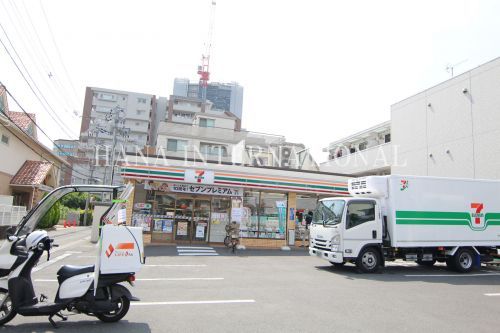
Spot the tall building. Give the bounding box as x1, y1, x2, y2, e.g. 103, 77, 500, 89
77, 87, 167, 185
172, 79, 244, 120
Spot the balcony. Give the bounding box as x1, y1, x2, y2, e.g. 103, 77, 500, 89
320, 142, 392, 175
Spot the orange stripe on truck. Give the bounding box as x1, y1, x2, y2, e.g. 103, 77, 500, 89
116, 243, 135, 250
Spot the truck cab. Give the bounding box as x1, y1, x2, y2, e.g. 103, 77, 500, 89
309, 197, 383, 272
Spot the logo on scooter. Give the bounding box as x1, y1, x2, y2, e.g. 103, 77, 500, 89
105, 243, 135, 258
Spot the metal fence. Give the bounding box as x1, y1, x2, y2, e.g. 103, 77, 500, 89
0, 204, 27, 226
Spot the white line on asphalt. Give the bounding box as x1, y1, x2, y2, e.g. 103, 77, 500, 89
405, 273, 500, 277
77, 255, 96, 258
131, 299, 256, 306
177, 249, 217, 252
484, 293, 500, 296
145, 264, 207, 267
33, 253, 72, 272
178, 253, 219, 256
177, 246, 214, 250
35, 277, 224, 282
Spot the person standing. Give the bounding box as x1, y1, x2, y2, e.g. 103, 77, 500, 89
301, 211, 313, 247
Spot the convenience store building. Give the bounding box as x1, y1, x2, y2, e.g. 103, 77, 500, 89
121, 157, 350, 248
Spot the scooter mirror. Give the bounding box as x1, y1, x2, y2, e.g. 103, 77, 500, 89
8, 235, 17, 242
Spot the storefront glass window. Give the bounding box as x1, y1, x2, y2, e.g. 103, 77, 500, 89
259, 192, 287, 239
239, 191, 287, 239
240, 191, 260, 238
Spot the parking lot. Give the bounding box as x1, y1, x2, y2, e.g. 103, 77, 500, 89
3, 227, 500, 333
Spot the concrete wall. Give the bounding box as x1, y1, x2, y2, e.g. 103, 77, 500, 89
391, 57, 500, 179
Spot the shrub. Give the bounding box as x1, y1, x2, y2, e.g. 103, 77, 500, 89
39, 201, 62, 229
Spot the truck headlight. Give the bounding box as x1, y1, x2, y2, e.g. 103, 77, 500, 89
331, 234, 340, 244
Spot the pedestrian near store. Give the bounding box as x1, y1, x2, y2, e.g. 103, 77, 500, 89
301, 211, 313, 247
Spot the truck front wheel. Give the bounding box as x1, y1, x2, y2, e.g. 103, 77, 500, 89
356, 247, 381, 273
451, 248, 476, 273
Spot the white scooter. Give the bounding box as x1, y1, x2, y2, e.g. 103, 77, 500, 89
0, 185, 140, 327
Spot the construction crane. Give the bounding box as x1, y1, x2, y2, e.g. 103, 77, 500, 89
197, 0, 216, 101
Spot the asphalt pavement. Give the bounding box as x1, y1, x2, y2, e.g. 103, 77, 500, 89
2, 227, 499, 333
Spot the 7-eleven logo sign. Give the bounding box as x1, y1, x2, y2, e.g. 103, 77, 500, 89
471, 203, 485, 227
195, 170, 205, 183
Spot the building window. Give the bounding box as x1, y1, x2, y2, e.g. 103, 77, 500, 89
200, 142, 227, 157
384, 133, 391, 143
199, 118, 215, 128
99, 93, 115, 101
1, 134, 9, 145
135, 122, 140, 126
349, 147, 356, 154
358, 141, 367, 151
136, 110, 146, 116
239, 191, 287, 239
137, 97, 147, 104
166, 139, 187, 152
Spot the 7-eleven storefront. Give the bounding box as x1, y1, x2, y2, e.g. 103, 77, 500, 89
121, 160, 349, 248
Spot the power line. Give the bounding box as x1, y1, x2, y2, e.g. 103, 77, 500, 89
0, 26, 75, 138
39, 0, 80, 106
17, 0, 80, 115
0, 0, 78, 120
0, 83, 92, 180
0, 108, 92, 181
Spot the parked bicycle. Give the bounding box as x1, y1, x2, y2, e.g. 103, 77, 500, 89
224, 222, 240, 253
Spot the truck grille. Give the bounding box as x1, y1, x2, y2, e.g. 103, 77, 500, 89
313, 238, 330, 251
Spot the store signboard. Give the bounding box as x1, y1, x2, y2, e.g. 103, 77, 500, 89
134, 203, 152, 210
185, 169, 214, 184
169, 183, 243, 197
177, 222, 188, 236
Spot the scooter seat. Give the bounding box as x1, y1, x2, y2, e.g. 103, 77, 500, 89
57, 265, 94, 278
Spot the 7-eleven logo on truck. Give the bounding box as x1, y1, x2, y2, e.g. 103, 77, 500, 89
470, 203, 485, 228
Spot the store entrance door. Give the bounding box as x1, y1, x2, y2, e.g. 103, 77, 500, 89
173, 196, 211, 244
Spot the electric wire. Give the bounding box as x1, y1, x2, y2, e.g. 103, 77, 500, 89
0, 83, 92, 180
0, 29, 75, 138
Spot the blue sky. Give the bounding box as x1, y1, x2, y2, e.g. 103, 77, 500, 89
1, 0, 500, 161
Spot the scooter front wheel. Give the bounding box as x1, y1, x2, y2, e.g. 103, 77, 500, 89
96, 296, 130, 323
0, 289, 16, 326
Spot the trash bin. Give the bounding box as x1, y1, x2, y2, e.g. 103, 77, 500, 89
288, 229, 295, 246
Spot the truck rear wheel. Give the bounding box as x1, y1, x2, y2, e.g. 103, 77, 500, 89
452, 248, 475, 273
356, 247, 380, 273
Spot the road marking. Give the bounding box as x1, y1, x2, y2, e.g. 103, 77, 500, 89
35, 277, 223, 282
77, 255, 96, 258
137, 277, 223, 281
145, 264, 207, 267
405, 273, 500, 277
132, 299, 256, 306
177, 246, 214, 250
178, 249, 217, 253
484, 293, 500, 296
33, 253, 72, 272
177, 246, 219, 256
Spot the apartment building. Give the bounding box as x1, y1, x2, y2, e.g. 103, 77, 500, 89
75, 87, 167, 185
156, 95, 317, 170
320, 121, 391, 176
321, 56, 500, 179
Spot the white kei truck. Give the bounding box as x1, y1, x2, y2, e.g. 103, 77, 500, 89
309, 175, 500, 273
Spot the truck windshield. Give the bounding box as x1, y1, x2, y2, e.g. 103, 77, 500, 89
313, 200, 345, 226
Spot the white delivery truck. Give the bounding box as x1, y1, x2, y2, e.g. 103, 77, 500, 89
309, 175, 500, 273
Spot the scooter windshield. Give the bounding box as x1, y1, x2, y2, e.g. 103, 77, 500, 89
15, 185, 121, 236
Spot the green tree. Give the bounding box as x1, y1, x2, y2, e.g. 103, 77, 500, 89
60, 192, 87, 210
